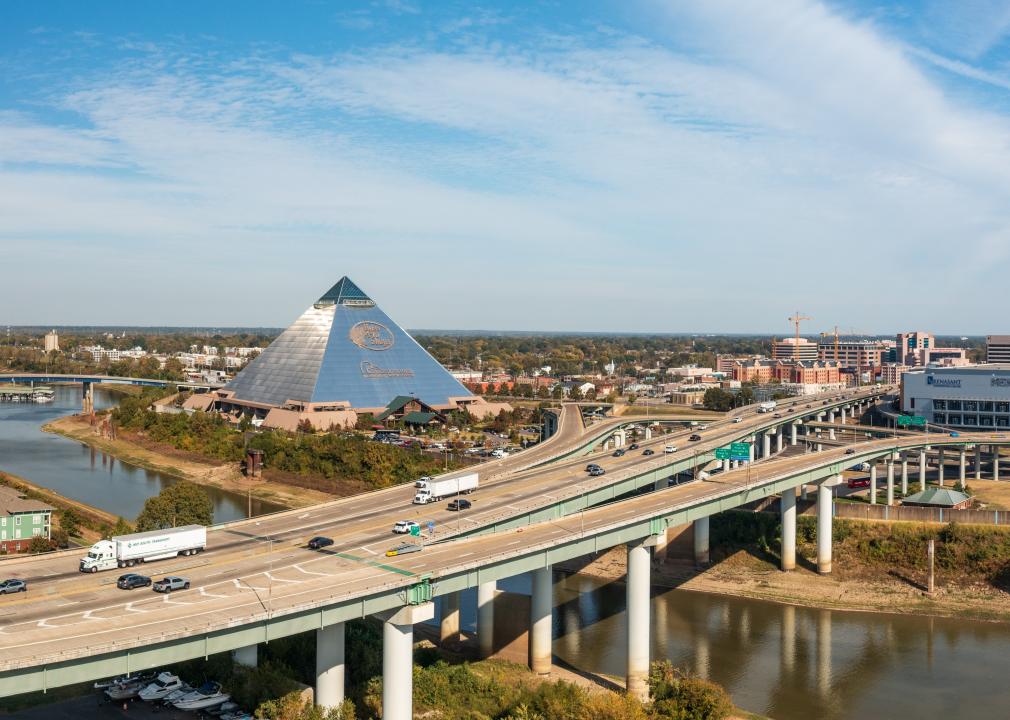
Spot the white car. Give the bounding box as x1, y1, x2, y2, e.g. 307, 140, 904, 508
393, 521, 420, 535
664, 445, 677, 454
732, 417, 743, 423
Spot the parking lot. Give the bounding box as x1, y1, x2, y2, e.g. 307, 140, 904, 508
6, 694, 196, 719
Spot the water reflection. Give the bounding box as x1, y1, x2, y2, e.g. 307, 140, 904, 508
0, 385, 283, 523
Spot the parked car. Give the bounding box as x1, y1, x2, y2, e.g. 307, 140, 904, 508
642, 448, 655, 456
589, 467, 606, 476
307, 536, 334, 550
386, 543, 422, 557
448, 498, 472, 511
393, 521, 420, 535
848, 477, 871, 489
117, 573, 152, 590
0, 579, 26, 594
689, 434, 702, 442
612, 449, 626, 457
152, 576, 190, 593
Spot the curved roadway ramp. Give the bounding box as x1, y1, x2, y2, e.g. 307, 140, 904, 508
0, 387, 896, 698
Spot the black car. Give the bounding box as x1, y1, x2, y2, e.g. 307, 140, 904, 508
642, 448, 655, 456
117, 573, 151, 590
448, 498, 472, 511
308, 536, 334, 550
628, 443, 640, 450
585, 463, 601, 473
612, 449, 626, 457
845, 448, 855, 455
0, 579, 26, 594
689, 434, 702, 441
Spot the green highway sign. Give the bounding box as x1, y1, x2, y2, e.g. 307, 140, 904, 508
910, 416, 926, 426
715, 448, 732, 460
730, 442, 751, 454
896, 416, 910, 425
897, 415, 927, 426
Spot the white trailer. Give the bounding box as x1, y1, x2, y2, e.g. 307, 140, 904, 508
757, 401, 777, 413
79, 525, 207, 573
413, 473, 479, 504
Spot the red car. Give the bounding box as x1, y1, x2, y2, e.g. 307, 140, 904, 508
848, 478, 870, 489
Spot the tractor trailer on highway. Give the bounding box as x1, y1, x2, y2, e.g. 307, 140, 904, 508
413, 473, 479, 504
79, 525, 207, 573
757, 401, 777, 413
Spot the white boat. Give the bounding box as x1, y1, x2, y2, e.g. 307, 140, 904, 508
174, 690, 231, 711
138, 672, 184, 701
94, 670, 155, 690
207, 700, 240, 716
160, 683, 193, 705
105, 679, 145, 700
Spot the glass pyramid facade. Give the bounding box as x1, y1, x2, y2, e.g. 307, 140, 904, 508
223, 277, 473, 410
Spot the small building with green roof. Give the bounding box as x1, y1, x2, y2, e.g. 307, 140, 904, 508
900, 487, 972, 510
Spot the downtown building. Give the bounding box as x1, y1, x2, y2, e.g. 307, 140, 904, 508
185, 277, 510, 431
900, 365, 1010, 429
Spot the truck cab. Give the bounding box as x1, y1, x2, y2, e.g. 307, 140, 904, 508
80, 540, 119, 573
413, 489, 433, 504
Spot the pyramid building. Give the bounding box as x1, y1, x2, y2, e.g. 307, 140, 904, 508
194, 278, 506, 431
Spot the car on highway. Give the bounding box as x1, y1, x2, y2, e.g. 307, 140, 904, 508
393, 520, 420, 535
732, 417, 743, 423
642, 448, 655, 456
806, 404, 812, 408
386, 543, 422, 557
117, 573, 152, 590
448, 498, 472, 511
950, 432, 961, 437
845, 448, 855, 455
773, 413, 782, 418
664, 445, 677, 454
152, 576, 190, 593
689, 434, 702, 441
612, 448, 626, 457
628, 443, 640, 450
847, 478, 871, 489
307, 536, 334, 550
589, 467, 606, 476
585, 463, 602, 473
0, 579, 26, 594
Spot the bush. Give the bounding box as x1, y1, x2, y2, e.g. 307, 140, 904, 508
649, 661, 733, 720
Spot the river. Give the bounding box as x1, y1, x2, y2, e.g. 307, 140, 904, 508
5, 387, 1010, 718
0, 385, 283, 523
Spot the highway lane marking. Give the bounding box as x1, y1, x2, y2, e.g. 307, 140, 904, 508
123, 603, 148, 614
293, 565, 331, 577
359, 546, 379, 556
199, 587, 228, 599
265, 572, 301, 585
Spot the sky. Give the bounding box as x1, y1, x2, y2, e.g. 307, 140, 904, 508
3, 0, 1010, 334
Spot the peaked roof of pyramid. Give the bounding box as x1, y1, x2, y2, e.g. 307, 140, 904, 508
223, 277, 474, 410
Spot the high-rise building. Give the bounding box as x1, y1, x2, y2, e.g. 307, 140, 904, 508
987, 336, 1010, 364
772, 338, 818, 361
817, 339, 892, 370
43, 330, 59, 353
896, 331, 935, 365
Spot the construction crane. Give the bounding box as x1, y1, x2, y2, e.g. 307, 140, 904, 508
787, 311, 812, 361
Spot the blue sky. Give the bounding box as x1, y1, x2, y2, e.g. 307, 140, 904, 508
3, 0, 1010, 333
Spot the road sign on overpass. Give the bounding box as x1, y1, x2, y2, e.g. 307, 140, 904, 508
897, 415, 926, 426
730, 442, 750, 453
714, 448, 732, 460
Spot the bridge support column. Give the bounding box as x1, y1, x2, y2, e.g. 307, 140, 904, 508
938, 449, 945, 487
776, 431, 783, 454
440, 591, 460, 645
762, 433, 771, 459
817, 477, 840, 575
316, 622, 345, 710
478, 581, 496, 659
919, 450, 926, 491
644, 426, 652, 440
748, 443, 755, 463
626, 539, 653, 702
959, 449, 966, 490
870, 464, 877, 505
781, 487, 796, 571
901, 454, 908, 495
790, 423, 798, 446
722, 459, 730, 473
380, 603, 434, 720
732, 460, 739, 469
828, 425, 835, 441
81, 382, 94, 415
828, 410, 835, 423
530, 566, 552, 675
995, 449, 1001, 482
232, 644, 258, 668
693, 517, 710, 566
841, 407, 847, 424
886, 460, 895, 506
976, 445, 982, 481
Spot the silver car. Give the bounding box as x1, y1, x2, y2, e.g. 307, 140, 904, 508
0, 578, 26, 594
152, 576, 190, 593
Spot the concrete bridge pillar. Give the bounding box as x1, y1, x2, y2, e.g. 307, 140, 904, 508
614, 429, 626, 448
976, 445, 982, 481
748, 442, 755, 463
938, 448, 945, 487
776, 431, 783, 454
840, 407, 847, 424
380, 603, 435, 720
919, 450, 927, 491
995, 448, 1001, 482
762, 433, 771, 459
959, 449, 966, 490
828, 424, 836, 440
828, 410, 835, 423
316, 622, 345, 711
644, 426, 652, 440
901, 454, 908, 495
791, 423, 798, 446
477, 580, 496, 659
440, 591, 460, 645
722, 459, 730, 473
869, 464, 877, 505
886, 460, 895, 506
732, 460, 739, 469
781, 487, 796, 571
626, 539, 653, 702
817, 477, 841, 575
693, 517, 710, 566
232, 644, 258, 668
530, 566, 553, 675
81, 382, 95, 415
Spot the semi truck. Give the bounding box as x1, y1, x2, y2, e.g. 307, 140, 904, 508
757, 401, 777, 413
79, 525, 207, 573
413, 473, 479, 504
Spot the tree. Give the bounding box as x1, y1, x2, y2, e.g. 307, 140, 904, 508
136, 481, 213, 531
59, 507, 82, 538
27, 535, 51, 554
702, 387, 734, 412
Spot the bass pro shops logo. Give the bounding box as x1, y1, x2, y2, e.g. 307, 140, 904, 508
349, 321, 394, 351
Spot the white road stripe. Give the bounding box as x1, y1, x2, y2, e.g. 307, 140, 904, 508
359, 546, 378, 556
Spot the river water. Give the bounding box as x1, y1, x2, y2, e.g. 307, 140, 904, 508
4, 387, 1010, 718
0, 385, 282, 523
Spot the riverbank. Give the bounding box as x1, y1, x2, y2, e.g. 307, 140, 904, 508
44, 415, 332, 511
559, 529, 1010, 624
0, 468, 119, 544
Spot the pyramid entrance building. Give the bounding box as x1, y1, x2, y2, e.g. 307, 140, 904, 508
189, 278, 509, 431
